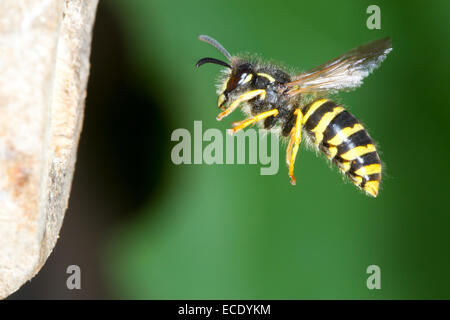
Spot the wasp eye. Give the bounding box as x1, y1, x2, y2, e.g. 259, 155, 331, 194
225, 64, 253, 92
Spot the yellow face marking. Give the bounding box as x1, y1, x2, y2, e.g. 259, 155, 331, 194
257, 73, 276, 83
218, 78, 229, 94
217, 78, 229, 108
364, 180, 380, 197
311, 107, 345, 145
218, 94, 225, 108
327, 124, 365, 146
302, 99, 329, 125
217, 89, 266, 121
340, 144, 376, 161
354, 163, 381, 176
241, 73, 253, 84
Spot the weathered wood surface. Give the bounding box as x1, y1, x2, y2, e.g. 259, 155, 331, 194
0, 0, 98, 298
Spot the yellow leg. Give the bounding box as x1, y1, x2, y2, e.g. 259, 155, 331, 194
286, 134, 294, 166
288, 109, 303, 185
216, 89, 266, 121
227, 109, 279, 134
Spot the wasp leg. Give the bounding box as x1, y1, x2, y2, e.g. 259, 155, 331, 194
287, 108, 303, 185
227, 109, 279, 134
286, 134, 294, 166
217, 89, 266, 121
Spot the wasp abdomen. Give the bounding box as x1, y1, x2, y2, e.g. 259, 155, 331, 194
301, 99, 382, 197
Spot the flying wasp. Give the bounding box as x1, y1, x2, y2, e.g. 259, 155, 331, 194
195, 35, 392, 197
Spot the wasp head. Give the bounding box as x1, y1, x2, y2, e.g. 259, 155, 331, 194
216, 62, 254, 109
196, 35, 255, 109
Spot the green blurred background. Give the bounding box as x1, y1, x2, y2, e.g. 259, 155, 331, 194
11, 0, 450, 299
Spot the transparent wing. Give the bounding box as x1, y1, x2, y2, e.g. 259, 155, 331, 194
286, 37, 392, 96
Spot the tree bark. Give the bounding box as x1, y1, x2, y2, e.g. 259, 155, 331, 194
0, 0, 98, 298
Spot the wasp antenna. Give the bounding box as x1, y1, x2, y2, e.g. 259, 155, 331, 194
198, 35, 232, 60
196, 57, 231, 69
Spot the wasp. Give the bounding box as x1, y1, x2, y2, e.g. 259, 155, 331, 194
196, 35, 392, 197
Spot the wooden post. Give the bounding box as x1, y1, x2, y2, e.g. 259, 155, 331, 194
0, 0, 98, 298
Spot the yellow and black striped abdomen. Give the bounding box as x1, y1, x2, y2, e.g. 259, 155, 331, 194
301, 99, 381, 197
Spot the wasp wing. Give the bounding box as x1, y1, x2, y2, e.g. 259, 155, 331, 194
286, 37, 392, 96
